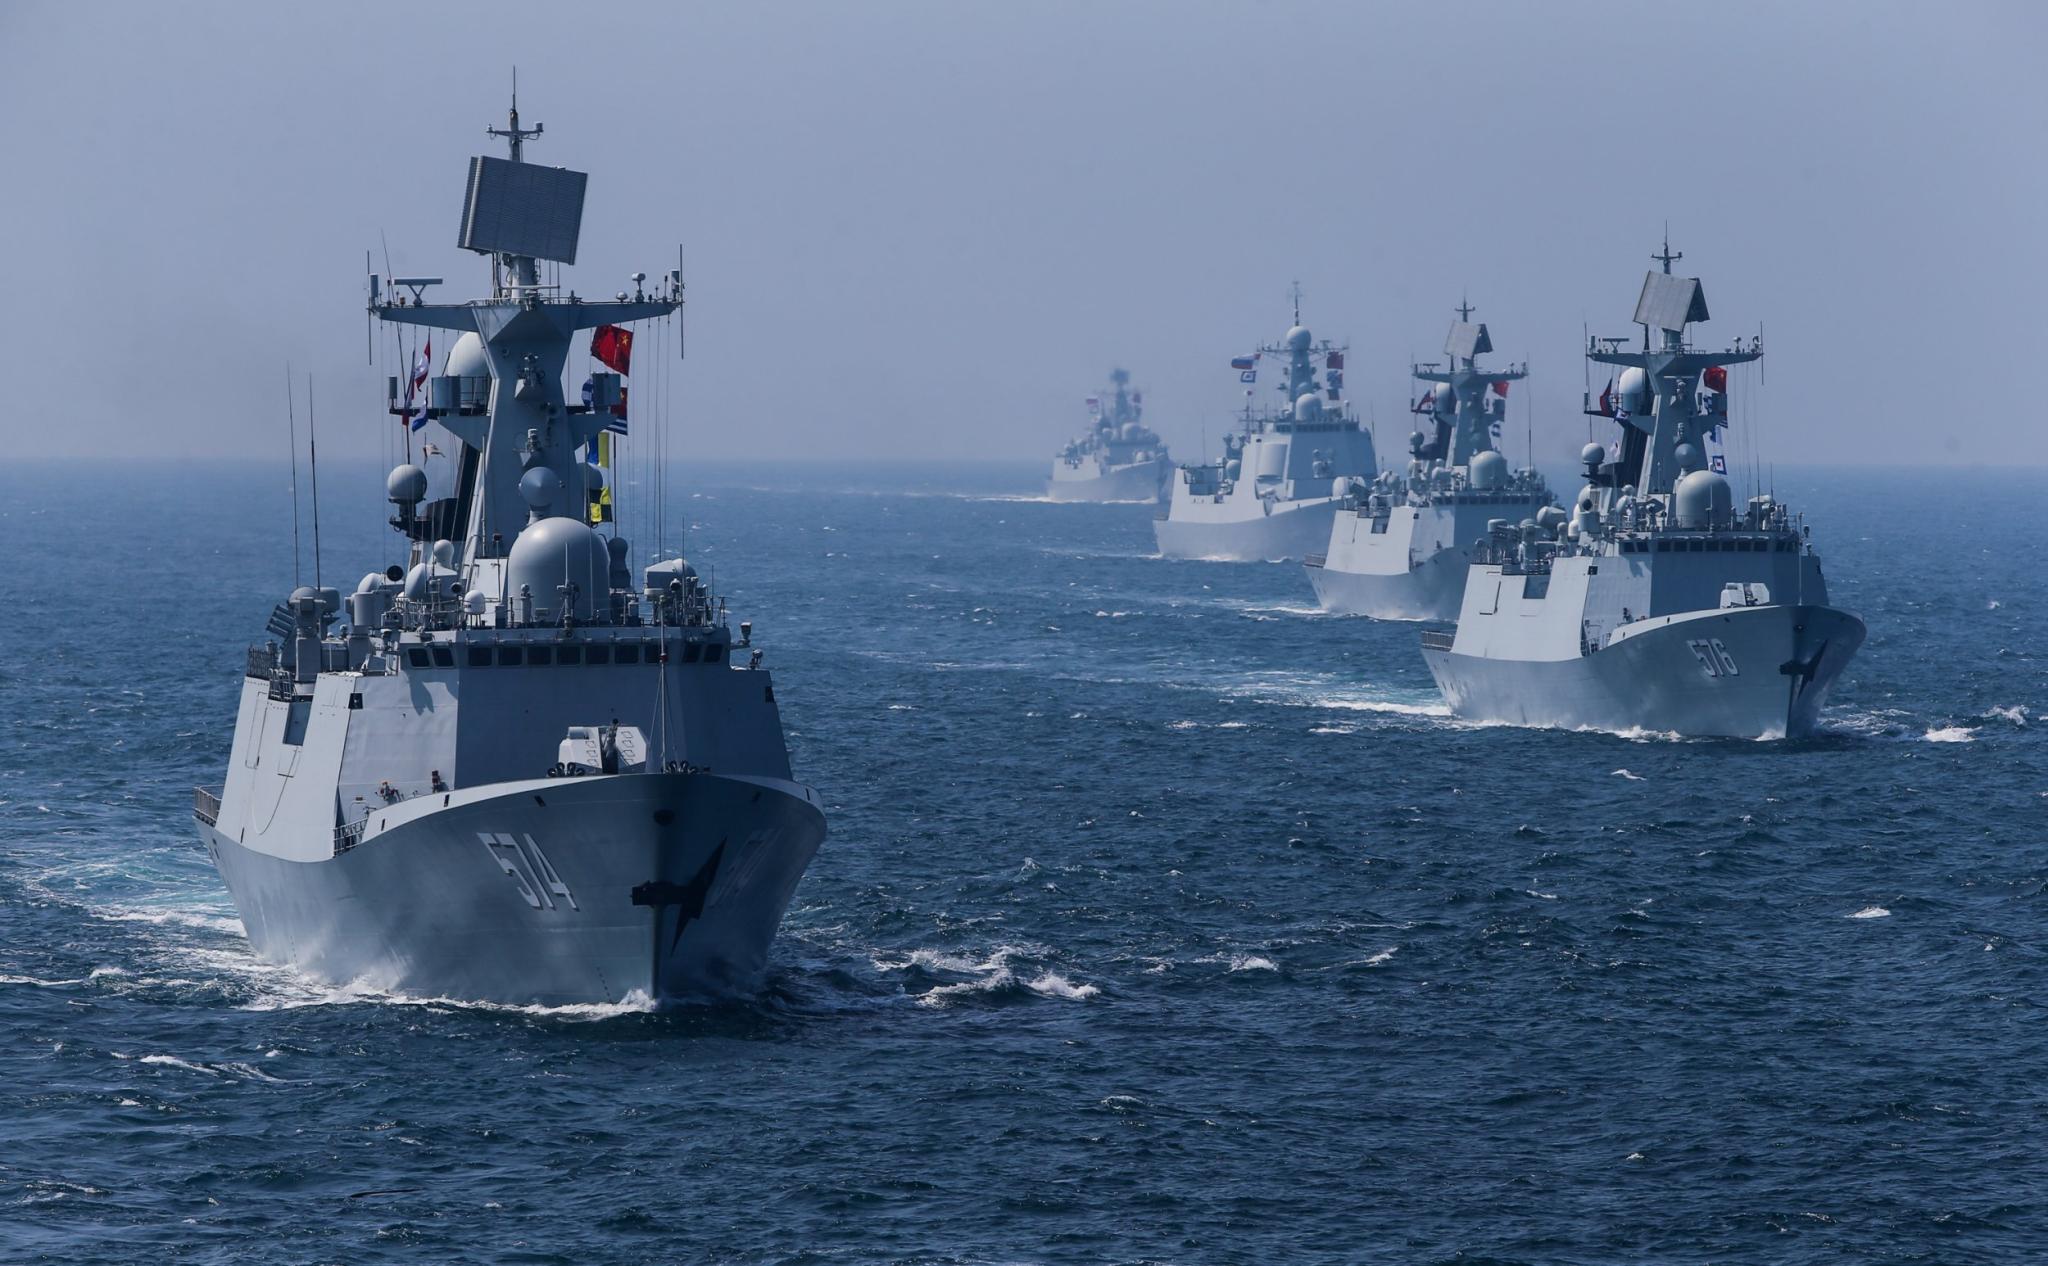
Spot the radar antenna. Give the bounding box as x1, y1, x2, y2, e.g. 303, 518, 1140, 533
1653, 225, 1683, 275
1289, 279, 1304, 325
487, 69, 544, 162
1456, 295, 1475, 321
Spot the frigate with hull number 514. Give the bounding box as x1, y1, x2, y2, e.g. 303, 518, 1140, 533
194, 98, 826, 1005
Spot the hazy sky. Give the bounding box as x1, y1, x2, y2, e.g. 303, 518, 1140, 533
3, 1, 2043, 469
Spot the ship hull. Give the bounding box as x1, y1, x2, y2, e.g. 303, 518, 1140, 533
1153, 498, 1342, 562
1422, 603, 1864, 739
1304, 547, 1470, 621
1047, 456, 1171, 503
202, 771, 826, 1006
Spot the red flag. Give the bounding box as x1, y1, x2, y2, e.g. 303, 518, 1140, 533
1325, 350, 1345, 371
1703, 366, 1728, 393
590, 324, 633, 376
1490, 380, 1509, 397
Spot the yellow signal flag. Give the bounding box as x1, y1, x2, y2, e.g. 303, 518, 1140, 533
589, 431, 615, 525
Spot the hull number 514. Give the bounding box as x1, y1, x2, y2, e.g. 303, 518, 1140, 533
479, 832, 579, 910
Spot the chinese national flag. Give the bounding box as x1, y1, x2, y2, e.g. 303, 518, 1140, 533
591, 324, 633, 376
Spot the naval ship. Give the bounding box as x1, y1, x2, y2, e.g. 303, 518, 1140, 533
1421, 242, 1863, 738
1306, 303, 1551, 620
1154, 299, 1377, 561
193, 101, 827, 1005
1047, 369, 1171, 502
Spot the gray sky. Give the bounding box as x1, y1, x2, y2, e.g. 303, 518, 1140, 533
3, 0, 2042, 468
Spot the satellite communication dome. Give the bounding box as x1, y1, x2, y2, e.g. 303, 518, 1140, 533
1432, 386, 1455, 416
1537, 505, 1568, 531
1332, 477, 1350, 498
386, 464, 429, 505
1225, 459, 1242, 481
507, 516, 611, 623
1615, 366, 1650, 414
518, 465, 563, 510
1674, 469, 1733, 528
1580, 442, 1605, 468
1286, 326, 1312, 351
1293, 393, 1323, 423
1120, 422, 1141, 441
431, 539, 456, 568
446, 331, 488, 379
1673, 442, 1704, 474
1468, 449, 1509, 490
1409, 430, 1427, 453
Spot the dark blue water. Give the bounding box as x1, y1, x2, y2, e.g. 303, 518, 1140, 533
3, 460, 2043, 1264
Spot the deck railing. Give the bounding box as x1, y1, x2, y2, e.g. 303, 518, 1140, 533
1419, 629, 1456, 653
193, 786, 223, 826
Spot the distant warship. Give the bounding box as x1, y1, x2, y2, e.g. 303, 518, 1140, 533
1154, 295, 1377, 561
1048, 369, 1171, 502
1306, 302, 1550, 620
194, 99, 826, 1004
1421, 242, 1862, 738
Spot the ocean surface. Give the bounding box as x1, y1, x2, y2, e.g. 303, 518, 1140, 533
2, 459, 2043, 1265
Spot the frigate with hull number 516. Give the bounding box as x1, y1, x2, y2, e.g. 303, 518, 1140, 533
1421, 242, 1863, 739
194, 98, 826, 1005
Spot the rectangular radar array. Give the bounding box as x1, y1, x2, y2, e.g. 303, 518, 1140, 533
1634, 272, 1710, 332
1445, 321, 1493, 360
457, 155, 588, 264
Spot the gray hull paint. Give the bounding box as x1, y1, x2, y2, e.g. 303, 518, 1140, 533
1153, 500, 1341, 562
1304, 548, 1470, 622
1047, 457, 1170, 503
1424, 603, 1865, 739
203, 771, 826, 1005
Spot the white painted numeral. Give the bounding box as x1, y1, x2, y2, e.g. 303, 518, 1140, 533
1688, 638, 1740, 679
480, 832, 541, 907
521, 834, 579, 910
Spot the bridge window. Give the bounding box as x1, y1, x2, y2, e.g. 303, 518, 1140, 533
431, 646, 454, 668
586, 645, 612, 665
558, 645, 583, 665
529, 646, 553, 666
705, 644, 726, 664
616, 644, 641, 665
406, 648, 430, 668
498, 646, 524, 666
681, 642, 702, 664
467, 647, 492, 667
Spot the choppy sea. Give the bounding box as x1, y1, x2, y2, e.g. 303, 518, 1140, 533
2, 459, 2043, 1264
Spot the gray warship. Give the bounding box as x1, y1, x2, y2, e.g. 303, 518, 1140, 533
1421, 242, 1863, 738
1154, 297, 1377, 561
1048, 369, 1171, 502
1306, 302, 1550, 620
193, 100, 826, 1005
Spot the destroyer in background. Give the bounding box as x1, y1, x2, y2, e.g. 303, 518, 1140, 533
1307, 303, 1550, 620
1155, 302, 1377, 561
1048, 369, 1171, 501
1421, 243, 1861, 738
194, 101, 826, 1005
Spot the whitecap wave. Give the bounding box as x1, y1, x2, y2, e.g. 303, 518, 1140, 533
1612, 768, 1646, 781
1923, 726, 1975, 744
1848, 906, 1891, 919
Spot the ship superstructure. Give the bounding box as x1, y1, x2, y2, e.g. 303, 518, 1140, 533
1306, 302, 1550, 619
1154, 297, 1377, 561
194, 100, 826, 1004
1421, 242, 1862, 738
1048, 369, 1171, 501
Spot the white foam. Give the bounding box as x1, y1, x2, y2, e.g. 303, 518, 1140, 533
1612, 768, 1646, 781
1025, 972, 1099, 1001
137, 1054, 220, 1076
1363, 948, 1398, 966
1984, 705, 2027, 726
1226, 955, 1277, 973
1848, 906, 1891, 919
1923, 726, 1975, 744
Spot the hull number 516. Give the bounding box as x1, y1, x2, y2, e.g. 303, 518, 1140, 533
1688, 638, 1739, 679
